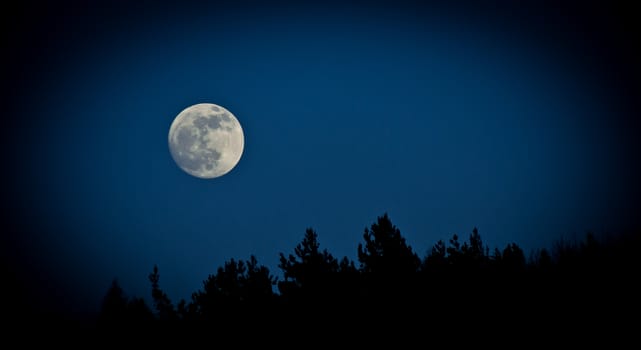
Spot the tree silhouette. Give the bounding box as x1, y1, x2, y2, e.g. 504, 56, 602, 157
98, 279, 154, 326
357, 213, 420, 275
191, 255, 276, 322
460, 227, 489, 267
278, 228, 339, 300
277, 228, 363, 320
98, 279, 128, 324
532, 248, 553, 270
148, 265, 177, 321
500, 242, 526, 272
244, 255, 278, 304
356, 213, 421, 308
446, 233, 462, 266
89, 213, 640, 336
424, 239, 446, 267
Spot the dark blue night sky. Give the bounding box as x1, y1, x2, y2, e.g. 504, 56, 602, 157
3, 0, 640, 318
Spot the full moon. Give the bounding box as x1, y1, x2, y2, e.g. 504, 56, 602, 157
168, 103, 244, 179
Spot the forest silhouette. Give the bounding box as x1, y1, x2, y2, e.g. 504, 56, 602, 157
96, 213, 639, 334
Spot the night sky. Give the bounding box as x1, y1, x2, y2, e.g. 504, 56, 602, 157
2, 0, 640, 319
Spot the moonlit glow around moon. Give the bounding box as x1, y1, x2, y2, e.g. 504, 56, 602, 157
168, 103, 244, 179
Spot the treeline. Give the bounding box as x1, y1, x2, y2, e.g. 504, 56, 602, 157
99, 213, 640, 330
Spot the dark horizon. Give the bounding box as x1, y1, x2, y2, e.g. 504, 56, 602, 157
7, 213, 641, 339
5, 212, 641, 325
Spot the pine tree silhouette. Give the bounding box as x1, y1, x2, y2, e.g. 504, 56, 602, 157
191, 255, 276, 323
89, 214, 640, 338
357, 213, 420, 275
148, 265, 177, 322
98, 279, 154, 327
278, 228, 339, 300
356, 213, 420, 311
